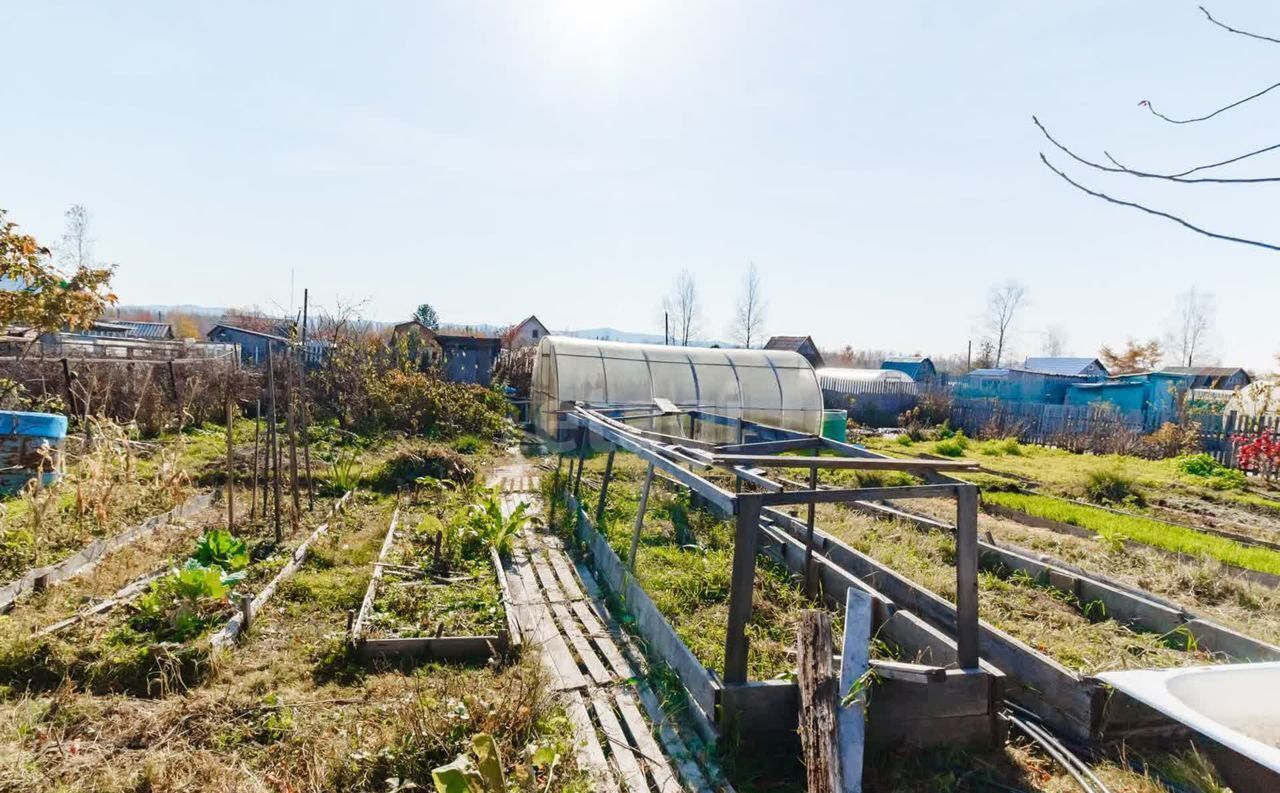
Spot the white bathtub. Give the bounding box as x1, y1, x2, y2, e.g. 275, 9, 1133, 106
1098, 662, 1280, 792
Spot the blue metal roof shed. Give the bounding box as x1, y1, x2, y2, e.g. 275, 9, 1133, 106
881, 357, 937, 381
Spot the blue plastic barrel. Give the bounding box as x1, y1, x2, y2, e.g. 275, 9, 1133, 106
0, 411, 68, 494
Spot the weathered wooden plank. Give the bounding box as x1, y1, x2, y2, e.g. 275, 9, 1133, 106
954, 485, 979, 669
511, 550, 587, 691
565, 692, 620, 793
491, 547, 522, 651
798, 610, 843, 793
356, 635, 503, 662
350, 506, 401, 643
837, 589, 871, 792
591, 692, 649, 793
761, 484, 961, 507
550, 599, 612, 686
614, 690, 682, 793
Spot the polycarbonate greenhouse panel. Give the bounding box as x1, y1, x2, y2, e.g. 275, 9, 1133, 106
531, 336, 822, 442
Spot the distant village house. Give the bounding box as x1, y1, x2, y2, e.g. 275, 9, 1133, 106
764, 335, 825, 368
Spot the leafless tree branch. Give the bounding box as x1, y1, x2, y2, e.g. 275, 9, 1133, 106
1200, 5, 1280, 46
1033, 116, 1280, 183
1103, 141, 1280, 178
1140, 80, 1280, 124
1038, 154, 1280, 252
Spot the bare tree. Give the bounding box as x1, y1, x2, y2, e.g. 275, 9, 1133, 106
1040, 325, 1069, 357
1035, 7, 1280, 252
663, 269, 700, 346
59, 204, 93, 270
1167, 287, 1215, 367
983, 279, 1026, 367
731, 262, 766, 348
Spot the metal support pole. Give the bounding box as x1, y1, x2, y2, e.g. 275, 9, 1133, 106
594, 446, 615, 528
250, 400, 260, 521
724, 493, 761, 684
225, 387, 235, 531
267, 345, 282, 544
627, 462, 655, 573
954, 484, 980, 669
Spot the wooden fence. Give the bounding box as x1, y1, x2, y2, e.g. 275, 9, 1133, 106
821, 381, 919, 426
949, 398, 1277, 470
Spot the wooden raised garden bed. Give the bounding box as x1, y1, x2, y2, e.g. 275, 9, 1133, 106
348, 504, 519, 663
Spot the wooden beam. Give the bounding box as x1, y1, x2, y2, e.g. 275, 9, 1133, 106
955, 485, 979, 670
711, 453, 979, 472
719, 437, 824, 455
760, 484, 958, 507
723, 494, 762, 684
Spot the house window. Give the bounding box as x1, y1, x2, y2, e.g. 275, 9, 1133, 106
532, 329, 539, 338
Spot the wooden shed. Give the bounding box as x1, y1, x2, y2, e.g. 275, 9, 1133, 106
764, 335, 825, 368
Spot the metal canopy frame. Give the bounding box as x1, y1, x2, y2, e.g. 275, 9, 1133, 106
560, 402, 983, 684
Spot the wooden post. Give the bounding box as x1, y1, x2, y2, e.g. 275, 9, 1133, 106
798, 609, 842, 793
628, 462, 655, 573
250, 400, 261, 521
837, 589, 871, 793
548, 455, 564, 528
285, 355, 301, 529
723, 493, 761, 684
804, 463, 819, 598
225, 387, 235, 531
60, 358, 76, 423
298, 289, 314, 510
572, 426, 587, 500
267, 345, 282, 543
239, 593, 252, 637
955, 484, 980, 669
168, 359, 183, 429
594, 446, 615, 528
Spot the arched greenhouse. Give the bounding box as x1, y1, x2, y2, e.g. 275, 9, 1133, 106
531, 336, 823, 443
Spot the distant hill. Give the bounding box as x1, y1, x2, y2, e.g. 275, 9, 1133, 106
558, 327, 728, 347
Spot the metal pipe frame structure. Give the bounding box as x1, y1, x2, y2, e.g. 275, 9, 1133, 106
560, 402, 983, 684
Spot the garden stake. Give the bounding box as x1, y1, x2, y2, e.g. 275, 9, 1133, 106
225, 386, 235, 531
804, 464, 818, 599
548, 455, 563, 529
628, 462, 655, 573
572, 426, 587, 500
432, 530, 442, 572
594, 445, 615, 529
300, 288, 315, 509
240, 593, 252, 637
285, 354, 301, 530
250, 399, 260, 521
267, 345, 282, 543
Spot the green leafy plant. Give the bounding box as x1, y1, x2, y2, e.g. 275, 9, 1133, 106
1176, 453, 1246, 490
933, 431, 969, 457
467, 493, 530, 557
451, 434, 484, 455
193, 529, 249, 572
131, 559, 242, 642
328, 447, 363, 493
432, 733, 506, 792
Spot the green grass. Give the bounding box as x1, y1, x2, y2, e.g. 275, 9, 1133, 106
983, 491, 1280, 576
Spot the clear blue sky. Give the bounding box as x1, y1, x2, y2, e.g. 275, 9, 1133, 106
3, 1, 1277, 368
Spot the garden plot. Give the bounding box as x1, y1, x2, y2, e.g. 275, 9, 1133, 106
349, 485, 520, 662
866, 434, 1280, 539
0, 488, 593, 793
814, 503, 1223, 675
0, 491, 349, 696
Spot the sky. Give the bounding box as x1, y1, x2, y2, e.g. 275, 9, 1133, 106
3, 1, 1278, 369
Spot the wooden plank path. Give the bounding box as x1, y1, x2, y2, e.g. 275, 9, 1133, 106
489, 465, 720, 793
